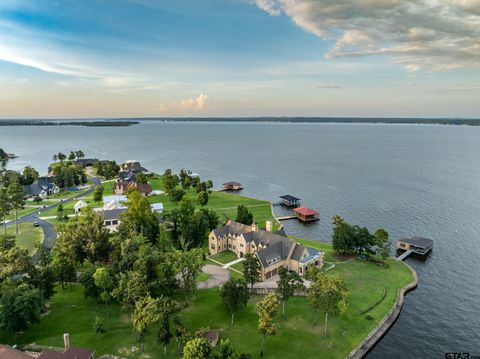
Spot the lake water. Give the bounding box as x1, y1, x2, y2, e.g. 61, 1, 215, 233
1, 121, 480, 358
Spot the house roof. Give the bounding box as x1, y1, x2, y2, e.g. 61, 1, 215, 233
0, 345, 33, 359
103, 195, 127, 203
101, 208, 127, 221
121, 161, 148, 173
118, 170, 136, 182
74, 200, 87, 209
279, 195, 301, 201
150, 203, 164, 211
397, 237, 433, 248
293, 207, 318, 216
37, 347, 94, 359
24, 180, 57, 196
223, 181, 241, 187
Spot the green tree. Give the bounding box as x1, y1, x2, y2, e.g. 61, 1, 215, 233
9, 182, 25, 234
0, 188, 12, 236
136, 172, 148, 184
118, 189, 160, 243
132, 295, 161, 353
79, 266, 100, 300
276, 267, 304, 320
68, 151, 76, 161
0, 286, 44, 334
179, 169, 191, 190
171, 187, 186, 203
112, 270, 149, 309
220, 278, 250, 325
157, 296, 178, 357
182, 338, 212, 359
93, 267, 113, 319
374, 228, 391, 259
235, 205, 253, 225
197, 191, 208, 207
93, 185, 104, 202
56, 203, 64, 221
57, 152, 67, 162
173, 249, 203, 302
162, 170, 179, 196
308, 273, 349, 336
93, 316, 105, 334
243, 254, 261, 290
22, 166, 39, 185
75, 150, 85, 159
256, 292, 280, 357
51, 244, 76, 290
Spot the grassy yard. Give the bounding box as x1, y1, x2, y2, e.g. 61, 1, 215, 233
0, 242, 413, 359
4, 223, 44, 255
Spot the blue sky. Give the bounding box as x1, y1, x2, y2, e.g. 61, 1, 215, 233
0, 0, 479, 118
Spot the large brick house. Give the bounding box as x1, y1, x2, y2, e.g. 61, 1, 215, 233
208, 220, 324, 280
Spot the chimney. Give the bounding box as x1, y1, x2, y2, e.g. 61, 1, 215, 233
251, 221, 258, 231
265, 220, 273, 232
63, 333, 70, 349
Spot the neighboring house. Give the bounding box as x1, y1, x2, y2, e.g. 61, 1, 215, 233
74, 200, 88, 214
119, 160, 148, 173
100, 208, 127, 231
222, 181, 243, 191
150, 202, 164, 213
75, 158, 99, 167
37, 348, 94, 359
113, 179, 152, 196
0, 344, 34, 359
24, 179, 60, 198
102, 195, 128, 211
117, 169, 136, 182
209, 220, 324, 280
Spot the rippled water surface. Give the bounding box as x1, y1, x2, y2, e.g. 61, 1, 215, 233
2, 121, 480, 358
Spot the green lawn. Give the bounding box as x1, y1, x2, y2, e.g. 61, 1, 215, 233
209, 251, 238, 264
0, 241, 413, 359
4, 223, 44, 255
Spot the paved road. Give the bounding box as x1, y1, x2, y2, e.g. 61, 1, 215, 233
1, 177, 101, 262
197, 264, 231, 289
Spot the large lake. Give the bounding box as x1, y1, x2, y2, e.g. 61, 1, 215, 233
2, 121, 480, 358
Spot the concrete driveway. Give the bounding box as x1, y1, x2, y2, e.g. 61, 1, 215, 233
197, 264, 231, 289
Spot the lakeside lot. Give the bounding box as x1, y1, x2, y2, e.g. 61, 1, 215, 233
0, 239, 413, 359
3, 223, 44, 255
42, 175, 276, 229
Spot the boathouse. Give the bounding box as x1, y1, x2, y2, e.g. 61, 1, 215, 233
279, 195, 301, 207
223, 181, 243, 191
396, 237, 433, 255
293, 207, 320, 222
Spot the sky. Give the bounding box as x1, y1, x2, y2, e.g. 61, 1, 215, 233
0, 0, 479, 118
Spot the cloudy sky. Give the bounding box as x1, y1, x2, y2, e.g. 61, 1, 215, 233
0, 0, 479, 118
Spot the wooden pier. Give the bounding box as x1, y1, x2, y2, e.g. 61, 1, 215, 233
396, 237, 433, 260
276, 215, 297, 221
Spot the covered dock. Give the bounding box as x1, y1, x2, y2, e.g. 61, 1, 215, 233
396, 237, 433, 259
293, 207, 320, 222
222, 181, 243, 191
279, 195, 301, 207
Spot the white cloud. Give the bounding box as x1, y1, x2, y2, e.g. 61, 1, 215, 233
159, 94, 209, 113
255, 0, 480, 71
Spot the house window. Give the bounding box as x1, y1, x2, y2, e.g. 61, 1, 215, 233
233, 245, 236, 250
228, 243, 232, 249
112, 220, 118, 225
240, 243, 244, 247
224, 245, 227, 249
210, 244, 216, 250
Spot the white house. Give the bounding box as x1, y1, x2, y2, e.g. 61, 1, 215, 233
74, 200, 88, 214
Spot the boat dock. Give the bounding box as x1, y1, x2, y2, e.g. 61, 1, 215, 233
396, 237, 433, 260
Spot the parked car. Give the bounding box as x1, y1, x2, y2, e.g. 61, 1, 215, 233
33, 221, 40, 227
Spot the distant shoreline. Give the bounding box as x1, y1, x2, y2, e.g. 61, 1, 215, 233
0, 117, 479, 126
0, 120, 139, 127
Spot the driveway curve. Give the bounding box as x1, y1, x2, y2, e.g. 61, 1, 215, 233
197, 264, 230, 289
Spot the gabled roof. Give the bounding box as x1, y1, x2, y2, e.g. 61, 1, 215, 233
279, 195, 301, 201
74, 200, 88, 209
101, 208, 127, 221
37, 347, 94, 359
293, 207, 318, 216
24, 179, 57, 195
118, 170, 136, 182
0, 345, 33, 359
397, 237, 433, 248
103, 195, 127, 203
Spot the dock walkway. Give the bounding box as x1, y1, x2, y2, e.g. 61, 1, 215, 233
276, 215, 297, 221
397, 249, 413, 261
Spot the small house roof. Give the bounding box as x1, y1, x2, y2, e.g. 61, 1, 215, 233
101, 208, 127, 221
74, 200, 87, 209
150, 203, 164, 211
279, 195, 301, 201
103, 195, 127, 203
293, 207, 318, 216
0, 345, 33, 359
223, 181, 241, 186
397, 237, 433, 248
37, 347, 94, 359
